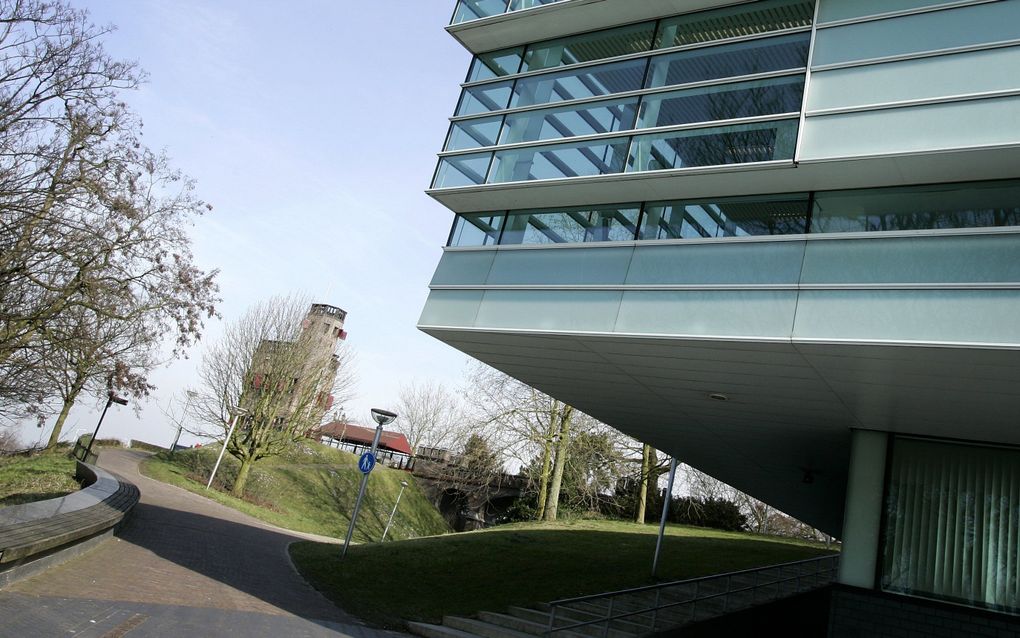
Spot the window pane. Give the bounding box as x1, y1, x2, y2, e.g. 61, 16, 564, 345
433, 153, 492, 188
655, 0, 815, 49
882, 438, 1020, 613
637, 76, 804, 129
446, 116, 504, 151
646, 33, 810, 89
627, 120, 799, 172
811, 180, 1020, 233
501, 206, 641, 244
456, 80, 514, 116
639, 195, 809, 239
488, 137, 630, 183
511, 58, 647, 109
450, 213, 505, 246
500, 97, 639, 145
509, 0, 564, 10
521, 22, 656, 72
468, 48, 524, 82
452, 0, 508, 23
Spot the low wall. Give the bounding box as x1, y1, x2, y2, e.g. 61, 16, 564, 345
0, 460, 139, 587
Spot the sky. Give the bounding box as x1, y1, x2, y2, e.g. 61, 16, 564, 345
17, 1, 476, 448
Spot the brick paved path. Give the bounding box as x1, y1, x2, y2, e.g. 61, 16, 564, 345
0, 449, 400, 638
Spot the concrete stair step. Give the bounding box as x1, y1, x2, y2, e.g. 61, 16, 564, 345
444, 616, 537, 638
407, 621, 484, 638
527, 605, 654, 637
477, 611, 549, 636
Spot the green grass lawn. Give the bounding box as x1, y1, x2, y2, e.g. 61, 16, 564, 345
0, 452, 79, 507
290, 518, 837, 628
140, 442, 450, 541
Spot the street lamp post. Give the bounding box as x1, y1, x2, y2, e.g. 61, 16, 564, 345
206, 407, 249, 490
341, 407, 397, 559
651, 457, 679, 578
82, 392, 128, 461
169, 390, 199, 456
381, 480, 409, 542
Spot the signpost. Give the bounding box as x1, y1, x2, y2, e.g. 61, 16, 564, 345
358, 451, 376, 474
341, 408, 397, 559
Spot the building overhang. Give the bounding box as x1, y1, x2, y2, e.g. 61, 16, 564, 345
427, 145, 1020, 213
419, 326, 1020, 536
447, 0, 760, 53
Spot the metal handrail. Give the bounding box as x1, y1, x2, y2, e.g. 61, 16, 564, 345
545, 553, 839, 636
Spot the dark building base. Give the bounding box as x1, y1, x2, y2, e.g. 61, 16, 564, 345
829, 585, 1020, 638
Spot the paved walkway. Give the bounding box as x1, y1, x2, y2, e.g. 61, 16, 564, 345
0, 449, 401, 638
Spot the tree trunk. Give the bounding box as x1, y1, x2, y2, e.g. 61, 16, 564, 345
46, 379, 85, 451
535, 421, 556, 520
46, 397, 77, 450
635, 443, 652, 523
543, 404, 573, 522
231, 456, 254, 497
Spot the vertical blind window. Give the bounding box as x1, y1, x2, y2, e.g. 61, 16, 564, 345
882, 437, 1020, 613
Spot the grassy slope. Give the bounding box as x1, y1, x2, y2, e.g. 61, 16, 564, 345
291, 518, 837, 628
0, 453, 78, 507
139, 442, 450, 541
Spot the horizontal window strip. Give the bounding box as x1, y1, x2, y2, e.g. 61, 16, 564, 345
429, 282, 1020, 291
459, 27, 813, 89
815, 0, 1001, 28
444, 179, 1020, 246
451, 0, 566, 25
804, 88, 1020, 118
450, 68, 807, 123
432, 116, 801, 187
440, 113, 801, 157
811, 38, 1020, 73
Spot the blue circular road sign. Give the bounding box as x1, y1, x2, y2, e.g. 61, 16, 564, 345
358, 451, 376, 474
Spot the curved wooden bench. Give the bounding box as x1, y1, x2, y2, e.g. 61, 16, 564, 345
0, 460, 139, 581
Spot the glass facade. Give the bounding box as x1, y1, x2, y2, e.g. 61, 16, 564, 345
446, 179, 1020, 245
451, 0, 565, 24
436, 2, 813, 187
882, 437, 1020, 614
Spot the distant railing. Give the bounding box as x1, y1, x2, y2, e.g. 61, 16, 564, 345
546, 553, 839, 636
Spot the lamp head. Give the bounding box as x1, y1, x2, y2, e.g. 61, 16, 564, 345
370, 408, 397, 427
108, 393, 128, 406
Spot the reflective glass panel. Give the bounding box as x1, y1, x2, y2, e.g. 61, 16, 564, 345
433, 153, 492, 188
646, 33, 810, 89
511, 58, 647, 109
637, 76, 804, 129
811, 180, 1020, 233
655, 0, 815, 48
639, 194, 809, 239
521, 22, 656, 72
467, 48, 524, 82
882, 437, 1020, 614
509, 0, 565, 9
449, 213, 505, 246
452, 0, 508, 24
456, 80, 513, 116
446, 116, 504, 151
627, 120, 799, 172
488, 137, 630, 183
500, 97, 639, 145
500, 206, 641, 244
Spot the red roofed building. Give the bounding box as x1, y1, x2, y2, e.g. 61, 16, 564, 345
317, 421, 413, 470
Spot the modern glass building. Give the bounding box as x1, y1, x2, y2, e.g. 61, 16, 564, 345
421, 0, 1020, 633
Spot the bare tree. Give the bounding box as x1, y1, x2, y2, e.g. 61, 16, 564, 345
394, 380, 465, 453
36, 306, 158, 449
193, 295, 355, 496
462, 361, 626, 521
0, 1, 218, 418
